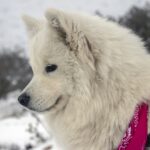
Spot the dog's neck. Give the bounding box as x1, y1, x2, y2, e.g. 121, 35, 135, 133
43, 95, 140, 150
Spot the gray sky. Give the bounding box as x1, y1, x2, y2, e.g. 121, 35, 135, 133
0, 0, 149, 49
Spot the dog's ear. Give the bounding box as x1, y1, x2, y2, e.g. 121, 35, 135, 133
22, 15, 41, 38
45, 9, 95, 70
45, 9, 69, 43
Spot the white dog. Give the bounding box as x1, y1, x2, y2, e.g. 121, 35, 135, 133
18, 8, 150, 150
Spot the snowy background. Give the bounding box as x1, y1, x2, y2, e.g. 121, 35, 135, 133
0, 0, 150, 150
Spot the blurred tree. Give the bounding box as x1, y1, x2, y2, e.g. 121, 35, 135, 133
96, 3, 150, 51
0, 46, 32, 99
119, 3, 150, 52
95, 10, 103, 17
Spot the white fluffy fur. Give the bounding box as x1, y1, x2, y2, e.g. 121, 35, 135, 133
21, 8, 150, 150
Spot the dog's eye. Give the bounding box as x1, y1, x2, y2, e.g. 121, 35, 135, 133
45, 64, 57, 73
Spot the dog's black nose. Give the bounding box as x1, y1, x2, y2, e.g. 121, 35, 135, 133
18, 93, 30, 107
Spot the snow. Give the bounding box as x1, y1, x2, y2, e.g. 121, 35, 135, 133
0, 115, 37, 148
0, 0, 150, 49
0, 112, 58, 150
0, 91, 61, 150
0, 91, 23, 119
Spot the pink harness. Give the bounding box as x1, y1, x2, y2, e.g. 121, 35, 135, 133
118, 103, 148, 150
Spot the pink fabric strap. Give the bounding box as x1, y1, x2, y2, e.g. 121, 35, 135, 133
118, 103, 148, 150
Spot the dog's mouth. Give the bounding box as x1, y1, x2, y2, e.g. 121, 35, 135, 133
44, 95, 62, 112
29, 95, 62, 112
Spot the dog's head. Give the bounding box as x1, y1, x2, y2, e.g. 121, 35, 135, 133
18, 9, 95, 113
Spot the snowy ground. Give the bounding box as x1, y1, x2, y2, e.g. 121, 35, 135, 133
0, 113, 61, 150
0, 92, 61, 150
